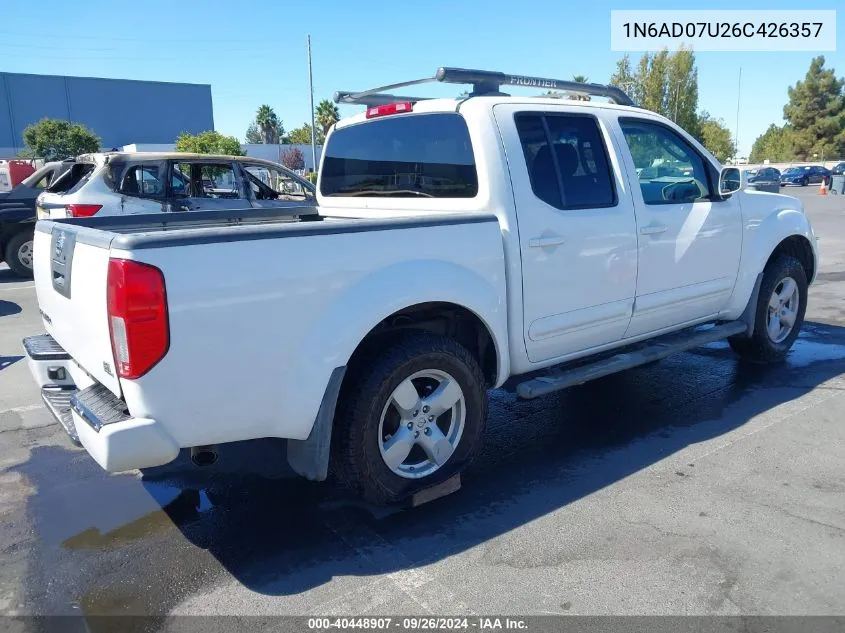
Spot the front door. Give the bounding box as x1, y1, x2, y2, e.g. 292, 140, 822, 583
615, 117, 743, 338
494, 105, 638, 363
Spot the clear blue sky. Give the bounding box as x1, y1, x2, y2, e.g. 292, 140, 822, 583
2, 0, 842, 156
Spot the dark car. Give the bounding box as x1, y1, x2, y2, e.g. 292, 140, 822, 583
780, 165, 830, 187
0, 160, 73, 277
831, 162, 845, 175
746, 167, 781, 184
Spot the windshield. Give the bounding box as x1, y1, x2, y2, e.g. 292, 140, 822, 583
782, 168, 803, 175
320, 113, 478, 198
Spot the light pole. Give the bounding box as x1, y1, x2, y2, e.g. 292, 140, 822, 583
734, 67, 742, 162
307, 35, 317, 173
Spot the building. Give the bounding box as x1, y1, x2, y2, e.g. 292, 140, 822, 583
124, 143, 324, 172
0, 72, 213, 157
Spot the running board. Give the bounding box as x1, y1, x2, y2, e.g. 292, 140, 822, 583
516, 321, 748, 400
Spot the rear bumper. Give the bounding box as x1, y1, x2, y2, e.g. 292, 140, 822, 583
23, 334, 179, 472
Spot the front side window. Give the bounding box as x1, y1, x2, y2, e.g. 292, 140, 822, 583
619, 119, 711, 205
320, 113, 478, 198
243, 164, 314, 201
515, 113, 616, 210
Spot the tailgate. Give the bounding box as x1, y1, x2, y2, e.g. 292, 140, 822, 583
33, 223, 122, 396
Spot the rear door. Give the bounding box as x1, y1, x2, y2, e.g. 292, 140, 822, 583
493, 104, 638, 363
111, 160, 168, 214
168, 161, 251, 212
32, 223, 122, 395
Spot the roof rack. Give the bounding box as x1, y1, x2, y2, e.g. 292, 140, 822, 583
334, 67, 635, 107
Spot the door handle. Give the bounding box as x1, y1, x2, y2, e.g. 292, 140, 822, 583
528, 236, 566, 248
639, 224, 668, 236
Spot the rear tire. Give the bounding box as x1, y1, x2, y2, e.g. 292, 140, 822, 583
729, 256, 807, 363
331, 332, 488, 505
5, 231, 34, 279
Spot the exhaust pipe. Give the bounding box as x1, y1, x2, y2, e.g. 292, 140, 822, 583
190, 445, 218, 467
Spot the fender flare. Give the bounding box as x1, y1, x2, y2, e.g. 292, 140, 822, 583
725, 206, 816, 319
286, 259, 508, 481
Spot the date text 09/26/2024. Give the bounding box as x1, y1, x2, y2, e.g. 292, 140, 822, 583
307, 617, 529, 630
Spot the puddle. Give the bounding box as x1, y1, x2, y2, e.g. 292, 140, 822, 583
61, 485, 215, 550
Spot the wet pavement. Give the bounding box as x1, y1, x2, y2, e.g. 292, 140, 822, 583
0, 188, 843, 620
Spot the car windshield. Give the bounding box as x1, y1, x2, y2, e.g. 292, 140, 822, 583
782, 168, 803, 175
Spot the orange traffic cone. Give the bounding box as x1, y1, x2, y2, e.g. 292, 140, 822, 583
819, 179, 828, 195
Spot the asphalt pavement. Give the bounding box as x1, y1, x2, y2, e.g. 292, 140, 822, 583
0, 187, 843, 621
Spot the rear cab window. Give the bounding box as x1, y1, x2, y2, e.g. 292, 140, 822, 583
320, 113, 478, 198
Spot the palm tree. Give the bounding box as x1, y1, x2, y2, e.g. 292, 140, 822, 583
255, 105, 281, 144
569, 75, 591, 101
315, 99, 340, 137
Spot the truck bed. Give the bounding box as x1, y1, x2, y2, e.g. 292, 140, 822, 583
51, 206, 495, 251
30, 206, 506, 471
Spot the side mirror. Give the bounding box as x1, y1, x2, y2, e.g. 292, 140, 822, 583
719, 167, 742, 196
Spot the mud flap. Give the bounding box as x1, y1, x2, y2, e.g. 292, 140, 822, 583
287, 366, 346, 481
738, 273, 764, 337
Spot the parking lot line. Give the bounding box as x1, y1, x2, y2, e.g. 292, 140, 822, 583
1, 284, 35, 291
0, 404, 43, 415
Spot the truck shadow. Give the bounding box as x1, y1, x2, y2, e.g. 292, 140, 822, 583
0, 355, 24, 372
13, 321, 845, 615
0, 299, 22, 316
0, 268, 27, 284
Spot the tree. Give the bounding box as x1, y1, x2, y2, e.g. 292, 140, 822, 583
175, 130, 243, 155
255, 105, 283, 144
287, 123, 323, 145
610, 55, 639, 104
315, 99, 340, 136
281, 147, 305, 171
698, 112, 736, 163
749, 124, 797, 163
567, 75, 591, 101
22, 118, 100, 161
666, 47, 700, 138
783, 56, 845, 160
245, 122, 262, 144
609, 47, 699, 137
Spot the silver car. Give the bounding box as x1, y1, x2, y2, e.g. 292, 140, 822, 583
37, 152, 316, 219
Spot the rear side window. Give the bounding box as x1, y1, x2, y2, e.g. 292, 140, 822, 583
515, 113, 616, 210
320, 113, 478, 198
118, 163, 166, 198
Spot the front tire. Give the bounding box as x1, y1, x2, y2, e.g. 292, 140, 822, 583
4, 231, 34, 279
729, 256, 807, 363
332, 332, 488, 504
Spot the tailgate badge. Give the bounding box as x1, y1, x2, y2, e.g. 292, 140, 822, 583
103, 362, 114, 377
55, 231, 66, 258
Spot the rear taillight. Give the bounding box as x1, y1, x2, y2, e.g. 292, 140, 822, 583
107, 258, 169, 379
365, 101, 413, 119
66, 204, 102, 217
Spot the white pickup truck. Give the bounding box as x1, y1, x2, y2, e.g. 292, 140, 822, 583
24, 68, 818, 504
